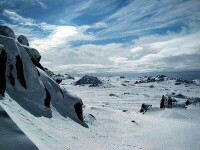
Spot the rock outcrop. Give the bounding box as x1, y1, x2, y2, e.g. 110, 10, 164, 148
0, 25, 86, 126
0, 26, 15, 39
74, 75, 102, 87
135, 75, 170, 84
17, 35, 29, 46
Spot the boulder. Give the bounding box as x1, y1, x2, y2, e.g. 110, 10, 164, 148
185, 99, 192, 106
64, 74, 75, 80
0, 25, 15, 39
74, 75, 102, 87
140, 103, 152, 113
160, 95, 167, 108
17, 35, 29, 46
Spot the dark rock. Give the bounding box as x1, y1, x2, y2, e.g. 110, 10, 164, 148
120, 76, 125, 79
122, 110, 128, 112
176, 78, 194, 85
150, 85, 154, 88
109, 93, 117, 97
124, 92, 130, 95
185, 99, 192, 106
140, 103, 152, 113
131, 120, 136, 123
55, 78, 62, 84
167, 95, 173, 107
156, 75, 166, 78
134, 75, 169, 84
0, 25, 15, 39
134, 81, 139, 84
122, 83, 126, 86
17, 35, 29, 46
74, 75, 102, 87
175, 82, 182, 85
160, 95, 167, 108
171, 92, 176, 95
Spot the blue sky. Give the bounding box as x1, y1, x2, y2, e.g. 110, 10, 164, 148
0, 0, 200, 74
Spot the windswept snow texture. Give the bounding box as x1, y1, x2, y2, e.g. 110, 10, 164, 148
1, 76, 200, 150
0, 105, 38, 150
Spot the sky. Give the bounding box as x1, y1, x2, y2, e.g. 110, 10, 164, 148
0, 0, 200, 74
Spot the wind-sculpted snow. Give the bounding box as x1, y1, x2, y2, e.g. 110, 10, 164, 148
0, 26, 86, 127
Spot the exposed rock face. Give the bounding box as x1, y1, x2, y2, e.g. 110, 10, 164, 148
0, 25, 15, 39
17, 35, 29, 46
74, 75, 102, 86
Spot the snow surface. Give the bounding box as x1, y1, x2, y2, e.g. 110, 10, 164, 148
1, 77, 200, 150
0, 105, 38, 150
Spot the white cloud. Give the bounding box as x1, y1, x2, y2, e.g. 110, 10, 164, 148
30, 25, 96, 52
96, 0, 200, 39
108, 56, 129, 64
35, 0, 47, 9
130, 46, 144, 53
30, 26, 78, 52
51, 64, 105, 74
1, 1, 200, 74
3, 10, 37, 27
0, 0, 47, 9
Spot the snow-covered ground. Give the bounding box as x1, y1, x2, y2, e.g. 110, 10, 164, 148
0, 105, 38, 150
1, 76, 200, 150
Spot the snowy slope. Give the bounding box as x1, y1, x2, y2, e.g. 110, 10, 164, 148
1, 77, 200, 150
0, 105, 38, 150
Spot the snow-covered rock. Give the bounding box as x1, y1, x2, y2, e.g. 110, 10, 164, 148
17, 35, 29, 46
0, 25, 15, 39
44, 67, 55, 77
0, 26, 85, 126
175, 78, 194, 85
64, 74, 75, 80
135, 75, 171, 84
74, 75, 102, 87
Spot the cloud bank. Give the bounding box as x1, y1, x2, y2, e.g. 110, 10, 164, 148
1, 0, 200, 74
